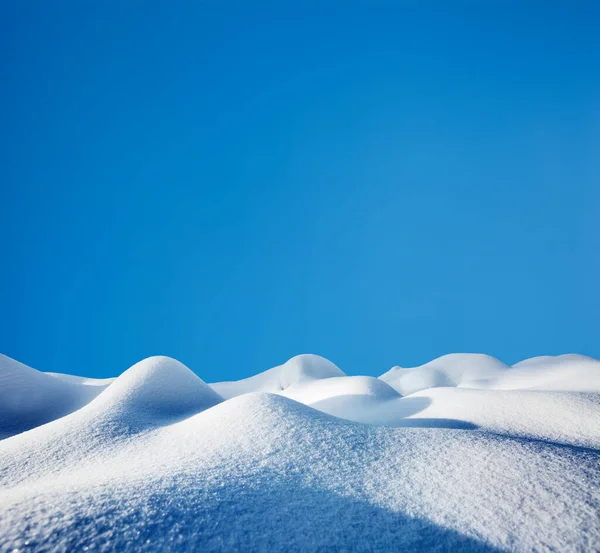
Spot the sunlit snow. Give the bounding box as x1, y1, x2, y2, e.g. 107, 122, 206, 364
1, 352, 599, 552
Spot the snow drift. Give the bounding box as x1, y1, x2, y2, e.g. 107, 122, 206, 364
1, 351, 599, 552
210, 353, 345, 398
0, 353, 111, 439
379, 353, 510, 395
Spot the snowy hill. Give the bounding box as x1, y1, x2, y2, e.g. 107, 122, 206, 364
1, 352, 599, 552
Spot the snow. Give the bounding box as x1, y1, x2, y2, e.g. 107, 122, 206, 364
210, 353, 345, 398
0, 354, 111, 439
379, 353, 600, 395
379, 353, 510, 395
1, 352, 599, 552
481, 354, 600, 392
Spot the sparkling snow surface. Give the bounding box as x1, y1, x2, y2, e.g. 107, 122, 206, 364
1, 353, 599, 552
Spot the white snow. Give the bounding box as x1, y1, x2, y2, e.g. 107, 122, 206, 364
210, 353, 345, 398
379, 353, 510, 395
0, 354, 111, 439
1, 352, 599, 552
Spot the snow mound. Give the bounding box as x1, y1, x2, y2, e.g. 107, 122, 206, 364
283, 374, 400, 404
0, 354, 110, 439
494, 354, 600, 392
1, 388, 599, 552
380, 353, 600, 395
0, 356, 224, 488
211, 353, 345, 398
280, 375, 404, 424
1, 351, 600, 552
380, 353, 509, 395
92, 356, 222, 419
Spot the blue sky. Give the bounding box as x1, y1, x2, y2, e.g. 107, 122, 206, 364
1, 3, 599, 380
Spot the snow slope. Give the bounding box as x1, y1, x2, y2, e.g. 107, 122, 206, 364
1, 352, 599, 552
0, 354, 111, 439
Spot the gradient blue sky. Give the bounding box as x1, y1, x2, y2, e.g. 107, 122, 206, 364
2, 3, 599, 380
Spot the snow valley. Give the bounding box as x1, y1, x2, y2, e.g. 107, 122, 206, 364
1, 353, 599, 552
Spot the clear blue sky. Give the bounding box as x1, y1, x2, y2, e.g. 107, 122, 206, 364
2, 3, 599, 380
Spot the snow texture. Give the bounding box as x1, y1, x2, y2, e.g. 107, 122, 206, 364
1, 352, 599, 552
